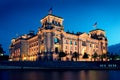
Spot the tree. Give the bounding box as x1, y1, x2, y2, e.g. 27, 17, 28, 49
0, 44, 5, 56
100, 54, 107, 61
112, 54, 120, 60
92, 52, 98, 61
106, 52, 110, 61
37, 52, 42, 61
0, 44, 8, 61
72, 52, 79, 61
83, 52, 89, 59
109, 53, 114, 60
108, 53, 120, 61
59, 52, 67, 61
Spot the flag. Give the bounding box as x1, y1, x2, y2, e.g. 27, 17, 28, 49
48, 8, 52, 14
93, 22, 97, 28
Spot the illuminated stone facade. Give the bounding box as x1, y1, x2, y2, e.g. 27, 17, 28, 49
9, 13, 108, 61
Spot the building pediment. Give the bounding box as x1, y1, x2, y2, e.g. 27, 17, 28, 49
79, 33, 89, 38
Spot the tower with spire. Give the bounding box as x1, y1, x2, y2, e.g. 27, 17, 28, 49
40, 8, 64, 31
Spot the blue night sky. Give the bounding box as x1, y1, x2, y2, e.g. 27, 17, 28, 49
0, 0, 120, 55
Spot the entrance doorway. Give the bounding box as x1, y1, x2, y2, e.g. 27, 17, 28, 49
55, 47, 58, 53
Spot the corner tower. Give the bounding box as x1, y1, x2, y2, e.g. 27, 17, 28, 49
38, 10, 64, 56
89, 29, 106, 40
40, 13, 64, 31
89, 29, 108, 55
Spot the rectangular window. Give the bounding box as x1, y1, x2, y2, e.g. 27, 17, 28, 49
65, 51, 67, 54
103, 46, 106, 49
75, 47, 77, 50
70, 41, 72, 45
96, 45, 98, 48
66, 46, 67, 49
82, 41, 86, 46
90, 44, 92, 47
66, 40, 68, 44
70, 46, 72, 50
93, 44, 95, 48
74, 41, 77, 45
70, 51, 72, 55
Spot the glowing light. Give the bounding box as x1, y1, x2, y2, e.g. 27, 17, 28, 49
23, 57, 26, 60
9, 59, 12, 61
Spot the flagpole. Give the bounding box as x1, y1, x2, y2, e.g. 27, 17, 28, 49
48, 8, 52, 14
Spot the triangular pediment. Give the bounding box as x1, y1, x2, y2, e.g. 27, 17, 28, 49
79, 33, 89, 38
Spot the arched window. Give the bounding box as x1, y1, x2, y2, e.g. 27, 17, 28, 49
58, 22, 61, 26
82, 41, 86, 46
70, 40, 72, 45
66, 40, 68, 44
90, 44, 92, 47
52, 20, 55, 24
54, 38, 59, 43
55, 21, 57, 25
74, 41, 77, 45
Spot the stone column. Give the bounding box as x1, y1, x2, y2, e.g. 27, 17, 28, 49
61, 34, 64, 52
51, 32, 54, 53
38, 35, 41, 53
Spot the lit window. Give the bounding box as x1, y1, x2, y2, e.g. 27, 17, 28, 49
70, 41, 72, 45
75, 47, 77, 50
52, 20, 55, 24
96, 45, 98, 48
65, 51, 67, 54
105, 43, 107, 46
103, 46, 106, 49
70, 46, 72, 50
36, 42, 38, 46
74, 41, 77, 45
70, 51, 72, 55
34, 43, 35, 46
66, 40, 68, 44
93, 44, 95, 48
54, 38, 59, 43
82, 41, 86, 46
90, 44, 92, 47
66, 46, 67, 49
